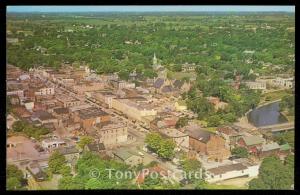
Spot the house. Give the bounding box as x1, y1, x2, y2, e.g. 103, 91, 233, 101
175, 101, 187, 111
85, 142, 106, 154
159, 128, 189, 151
34, 87, 55, 96
41, 138, 67, 150
113, 148, 143, 167
155, 117, 178, 129
186, 125, 230, 162
173, 80, 191, 93
205, 161, 259, 183
237, 136, 265, 154
26, 161, 47, 182
182, 63, 196, 72
92, 121, 128, 147
55, 146, 80, 165
216, 126, 244, 150
278, 143, 292, 158
52, 107, 70, 121
23, 100, 35, 112
258, 142, 281, 158
206, 96, 228, 111
7, 114, 18, 130
73, 107, 110, 130
12, 106, 32, 119
9, 95, 20, 105
31, 111, 58, 126
7, 136, 50, 164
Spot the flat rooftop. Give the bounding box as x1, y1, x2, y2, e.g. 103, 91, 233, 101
78, 107, 109, 119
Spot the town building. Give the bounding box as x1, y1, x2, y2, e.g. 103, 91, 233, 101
271, 77, 294, 89
31, 111, 58, 126
216, 126, 244, 150
111, 98, 157, 122
205, 160, 259, 183
244, 81, 267, 90
92, 121, 128, 147
73, 107, 110, 130
186, 125, 230, 162
41, 138, 67, 150
56, 93, 81, 108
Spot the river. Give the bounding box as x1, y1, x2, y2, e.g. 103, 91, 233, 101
247, 101, 288, 127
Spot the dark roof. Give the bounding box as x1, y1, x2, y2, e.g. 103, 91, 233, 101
173, 80, 184, 89
32, 111, 56, 121
78, 107, 109, 119
186, 128, 212, 143
153, 78, 164, 89
87, 143, 105, 152
208, 163, 248, 175
161, 85, 174, 93
56, 146, 79, 155
53, 107, 69, 115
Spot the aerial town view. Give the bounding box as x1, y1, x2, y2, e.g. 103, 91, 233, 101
6, 6, 295, 190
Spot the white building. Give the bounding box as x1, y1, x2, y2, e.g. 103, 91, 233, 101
42, 139, 67, 149
35, 87, 55, 96
244, 81, 267, 90
272, 77, 294, 89
205, 160, 259, 183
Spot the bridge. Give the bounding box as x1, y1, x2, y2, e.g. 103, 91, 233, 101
258, 122, 294, 133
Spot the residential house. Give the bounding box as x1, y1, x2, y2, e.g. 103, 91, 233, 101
41, 138, 67, 150
174, 101, 187, 111
258, 142, 281, 158
237, 136, 265, 155
55, 146, 80, 166
216, 126, 244, 150
9, 95, 20, 105
182, 63, 196, 72
85, 142, 106, 156
31, 111, 58, 127
113, 148, 143, 167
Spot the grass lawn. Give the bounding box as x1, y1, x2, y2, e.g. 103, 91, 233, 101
168, 71, 197, 80
204, 127, 217, 133
261, 89, 293, 103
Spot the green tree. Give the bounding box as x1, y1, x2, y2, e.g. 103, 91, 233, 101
231, 147, 248, 158
145, 133, 162, 152
249, 156, 293, 189
48, 151, 66, 174
207, 115, 222, 127
157, 139, 176, 159
175, 117, 189, 128
6, 164, 27, 190
78, 136, 93, 149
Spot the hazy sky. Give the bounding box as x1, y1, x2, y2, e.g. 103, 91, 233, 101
7, 6, 295, 13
